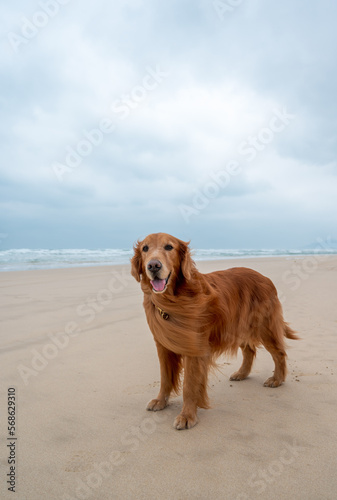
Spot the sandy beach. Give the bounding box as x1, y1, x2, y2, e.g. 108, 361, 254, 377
1, 256, 336, 500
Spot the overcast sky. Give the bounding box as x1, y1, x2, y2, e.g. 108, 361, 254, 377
1, 0, 336, 250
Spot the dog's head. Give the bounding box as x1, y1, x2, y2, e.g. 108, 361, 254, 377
131, 233, 194, 294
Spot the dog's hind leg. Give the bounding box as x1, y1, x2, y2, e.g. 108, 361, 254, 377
230, 343, 256, 381
261, 303, 289, 387
262, 341, 287, 387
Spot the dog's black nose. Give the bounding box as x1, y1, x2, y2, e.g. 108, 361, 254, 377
147, 259, 162, 273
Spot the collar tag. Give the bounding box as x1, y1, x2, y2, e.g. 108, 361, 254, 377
156, 306, 169, 320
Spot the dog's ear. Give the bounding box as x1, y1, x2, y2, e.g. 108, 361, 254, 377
179, 240, 194, 281
131, 241, 143, 282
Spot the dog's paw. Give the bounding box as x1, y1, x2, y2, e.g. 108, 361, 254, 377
173, 413, 198, 430
146, 398, 168, 411
263, 376, 283, 388
230, 371, 247, 381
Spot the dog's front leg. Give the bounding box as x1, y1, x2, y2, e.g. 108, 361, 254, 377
146, 342, 182, 411
174, 355, 210, 430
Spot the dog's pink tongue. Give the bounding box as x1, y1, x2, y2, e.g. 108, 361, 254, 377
150, 278, 166, 292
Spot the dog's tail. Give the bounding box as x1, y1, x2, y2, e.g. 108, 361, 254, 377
284, 323, 300, 340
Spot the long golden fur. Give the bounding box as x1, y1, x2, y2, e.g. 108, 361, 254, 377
131, 233, 298, 430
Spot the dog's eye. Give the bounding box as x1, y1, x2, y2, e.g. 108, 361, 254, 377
164, 244, 173, 251
142, 245, 149, 252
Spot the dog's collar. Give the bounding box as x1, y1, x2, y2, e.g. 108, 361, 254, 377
154, 305, 169, 321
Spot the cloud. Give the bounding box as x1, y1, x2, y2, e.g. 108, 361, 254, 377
0, 0, 336, 249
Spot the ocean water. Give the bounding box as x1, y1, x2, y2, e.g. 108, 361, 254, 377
0, 247, 336, 272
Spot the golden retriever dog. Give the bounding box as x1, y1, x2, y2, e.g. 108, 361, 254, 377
131, 233, 298, 430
